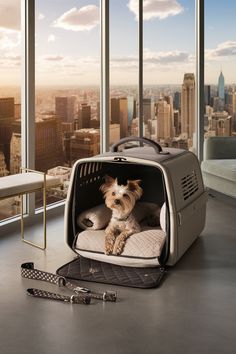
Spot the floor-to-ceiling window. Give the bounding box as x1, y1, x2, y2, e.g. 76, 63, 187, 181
35, 0, 100, 208
205, 0, 236, 138
0, 0, 21, 221
143, 0, 196, 152
109, 0, 139, 145
1, 0, 217, 228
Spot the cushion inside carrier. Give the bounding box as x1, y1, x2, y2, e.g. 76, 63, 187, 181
74, 227, 166, 267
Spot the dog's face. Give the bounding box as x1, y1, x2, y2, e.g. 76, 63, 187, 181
100, 175, 142, 216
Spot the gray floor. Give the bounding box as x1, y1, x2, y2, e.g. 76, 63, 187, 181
0, 194, 236, 354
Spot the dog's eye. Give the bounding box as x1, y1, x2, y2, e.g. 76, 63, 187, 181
112, 192, 115, 196
123, 193, 128, 198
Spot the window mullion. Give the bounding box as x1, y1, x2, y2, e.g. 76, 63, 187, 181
138, 0, 143, 138
21, 0, 35, 215
196, 0, 204, 160
100, 0, 109, 153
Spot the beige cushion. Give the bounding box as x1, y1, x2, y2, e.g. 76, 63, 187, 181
0, 173, 61, 199
75, 228, 166, 260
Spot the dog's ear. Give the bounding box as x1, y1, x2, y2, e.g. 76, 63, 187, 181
127, 179, 143, 200
100, 175, 116, 195
104, 175, 116, 186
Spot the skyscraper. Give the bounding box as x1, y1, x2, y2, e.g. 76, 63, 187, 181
0, 97, 15, 169
55, 96, 77, 123
143, 98, 154, 124
78, 103, 91, 129
119, 97, 128, 138
181, 73, 195, 139
156, 99, 172, 140
218, 70, 225, 105
204, 85, 211, 106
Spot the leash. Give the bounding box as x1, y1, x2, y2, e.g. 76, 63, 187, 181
21, 262, 117, 305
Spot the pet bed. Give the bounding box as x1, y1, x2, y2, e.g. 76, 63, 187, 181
74, 202, 166, 267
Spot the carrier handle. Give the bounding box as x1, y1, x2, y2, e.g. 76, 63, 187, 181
111, 137, 163, 154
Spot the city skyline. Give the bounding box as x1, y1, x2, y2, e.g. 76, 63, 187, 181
1, 1, 236, 85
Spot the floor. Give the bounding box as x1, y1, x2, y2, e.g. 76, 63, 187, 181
0, 193, 236, 354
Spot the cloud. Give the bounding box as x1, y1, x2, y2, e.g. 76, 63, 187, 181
144, 49, 190, 63
206, 41, 236, 60
0, 53, 21, 67
38, 13, 45, 20
48, 34, 56, 42
110, 49, 190, 69
0, 0, 20, 31
43, 55, 64, 61
53, 5, 99, 31
0, 29, 20, 50
128, 0, 184, 21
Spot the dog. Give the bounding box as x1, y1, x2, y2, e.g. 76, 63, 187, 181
100, 175, 143, 255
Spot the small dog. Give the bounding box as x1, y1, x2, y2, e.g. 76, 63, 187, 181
100, 175, 143, 255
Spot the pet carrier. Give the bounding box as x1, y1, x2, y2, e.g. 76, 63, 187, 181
61, 137, 207, 288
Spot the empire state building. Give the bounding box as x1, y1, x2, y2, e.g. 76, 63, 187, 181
218, 70, 225, 105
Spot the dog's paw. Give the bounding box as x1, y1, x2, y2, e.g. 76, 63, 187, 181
113, 241, 125, 256
105, 244, 113, 255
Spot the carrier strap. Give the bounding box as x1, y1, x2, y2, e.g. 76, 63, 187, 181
21, 262, 117, 304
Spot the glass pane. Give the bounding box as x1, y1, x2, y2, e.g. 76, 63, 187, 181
0, 0, 21, 221
205, 1, 236, 138
110, 0, 139, 146
35, 0, 100, 207
143, 0, 196, 152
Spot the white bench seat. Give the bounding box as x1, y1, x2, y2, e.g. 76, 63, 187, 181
0, 173, 60, 199
0, 169, 61, 249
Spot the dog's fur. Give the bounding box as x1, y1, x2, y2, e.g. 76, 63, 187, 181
100, 175, 143, 255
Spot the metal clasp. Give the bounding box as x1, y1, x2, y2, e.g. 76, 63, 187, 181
74, 286, 90, 294
58, 276, 66, 287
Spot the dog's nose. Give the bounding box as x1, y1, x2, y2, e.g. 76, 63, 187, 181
114, 199, 120, 205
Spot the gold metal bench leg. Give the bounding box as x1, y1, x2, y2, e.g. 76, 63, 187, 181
20, 180, 47, 250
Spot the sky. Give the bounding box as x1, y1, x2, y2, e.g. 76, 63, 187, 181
1, 0, 236, 86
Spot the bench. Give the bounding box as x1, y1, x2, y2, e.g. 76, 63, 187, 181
0, 168, 61, 249
201, 137, 236, 198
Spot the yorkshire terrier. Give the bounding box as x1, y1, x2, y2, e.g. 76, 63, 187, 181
100, 175, 143, 255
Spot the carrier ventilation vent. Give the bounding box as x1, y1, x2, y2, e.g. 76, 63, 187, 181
181, 170, 199, 200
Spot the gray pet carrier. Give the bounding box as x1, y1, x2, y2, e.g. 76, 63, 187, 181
64, 137, 207, 279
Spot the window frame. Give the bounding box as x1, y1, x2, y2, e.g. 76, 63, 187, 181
1, 0, 204, 228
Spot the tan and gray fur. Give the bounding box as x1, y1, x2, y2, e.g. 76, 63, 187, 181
100, 175, 143, 255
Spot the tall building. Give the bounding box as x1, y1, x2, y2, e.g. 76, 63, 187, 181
156, 99, 172, 140
55, 96, 77, 123
218, 70, 225, 105
127, 96, 134, 126
232, 92, 236, 131
181, 73, 195, 139
204, 85, 211, 106
35, 115, 64, 172
10, 133, 21, 174
0, 151, 8, 177
78, 103, 91, 129
0, 97, 15, 170
110, 98, 119, 124
119, 97, 128, 138
143, 98, 155, 124
173, 91, 181, 110
70, 129, 100, 162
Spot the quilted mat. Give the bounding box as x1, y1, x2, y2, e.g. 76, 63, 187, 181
56, 256, 165, 289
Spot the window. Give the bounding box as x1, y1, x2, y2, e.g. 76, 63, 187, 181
0, 0, 21, 221
1, 0, 214, 228
205, 0, 236, 138
35, 0, 100, 207
110, 0, 139, 145
143, 0, 196, 152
